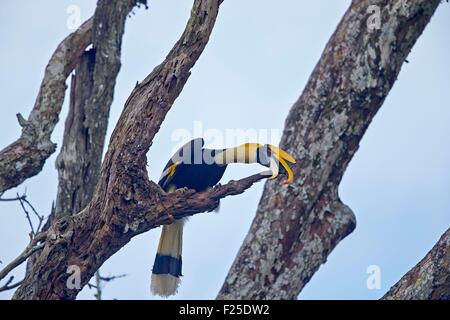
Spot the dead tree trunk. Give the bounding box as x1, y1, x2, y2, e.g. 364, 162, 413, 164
55, 51, 96, 216
218, 0, 441, 299
12, 0, 230, 300
55, 0, 140, 217
50, 0, 142, 297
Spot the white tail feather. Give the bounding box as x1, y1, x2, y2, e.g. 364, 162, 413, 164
151, 274, 181, 297
151, 219, 184, 297
156, 220, 184, 257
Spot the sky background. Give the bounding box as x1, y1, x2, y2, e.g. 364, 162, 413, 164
0, 1, 449, 300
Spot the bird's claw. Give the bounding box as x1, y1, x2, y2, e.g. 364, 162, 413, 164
178, 187, 191, 194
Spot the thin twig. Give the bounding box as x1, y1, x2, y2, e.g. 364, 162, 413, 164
0, 195, 27, 202
21, 196, 44, 233
94, 271, 102, 300
0, 276, 23, 292
87, 283, 98, 289
16, 193, 35, 236
0, 192, 46, 234
88, 270, 127, 300
99, 274, 127, 282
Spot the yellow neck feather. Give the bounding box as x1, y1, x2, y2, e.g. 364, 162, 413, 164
214, 143, 262, 165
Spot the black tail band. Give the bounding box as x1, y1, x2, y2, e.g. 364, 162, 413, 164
152, 254, 182, 277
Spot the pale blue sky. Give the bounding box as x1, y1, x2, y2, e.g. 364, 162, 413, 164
0, 1, 449, 300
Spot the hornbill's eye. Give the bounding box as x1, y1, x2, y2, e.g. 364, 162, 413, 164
258, 144, 296, 184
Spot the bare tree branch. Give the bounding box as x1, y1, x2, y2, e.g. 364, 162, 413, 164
13, 0, 227, 300
16, 193, 35, 235
382, 228, 450, 300
13, 170, 263, 299
89, 271, 128, 300
54, 51, 95, 217
0, 192, 45, 235
50, 0, 147, 300
218, 0, 442, 299
0, 276, 23, 292
0, 191, 44, 287
20, 195, 45, 234
55, 0, 145, 217
0, 18, 93, 193
94, 271, 102, 300
0, 232, 47, 282
0, 194, 26, 202
98, 274, 128, 282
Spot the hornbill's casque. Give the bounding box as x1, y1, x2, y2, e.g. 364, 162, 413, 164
151, 138, 296, 297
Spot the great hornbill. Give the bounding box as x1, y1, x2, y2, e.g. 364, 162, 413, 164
151, 138, 296, 297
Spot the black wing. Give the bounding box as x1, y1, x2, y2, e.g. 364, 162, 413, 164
158, 138, 205, 190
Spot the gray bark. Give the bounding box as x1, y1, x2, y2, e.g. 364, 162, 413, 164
13, 0, 227, 300
25, 0, 144, 280
0, 19, 92, 194
218, 0, 442, 299
55, 51, 96, 216
382, 228, 450, 300
55, 0, 142, 217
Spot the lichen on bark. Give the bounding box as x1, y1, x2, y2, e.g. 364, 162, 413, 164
218, 0, 441, 300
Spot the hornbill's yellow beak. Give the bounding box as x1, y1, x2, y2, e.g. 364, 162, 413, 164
264, 144, 296, 184
213, 142, 296, 184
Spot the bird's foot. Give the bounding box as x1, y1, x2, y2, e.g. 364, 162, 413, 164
178, 187, 191, 194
